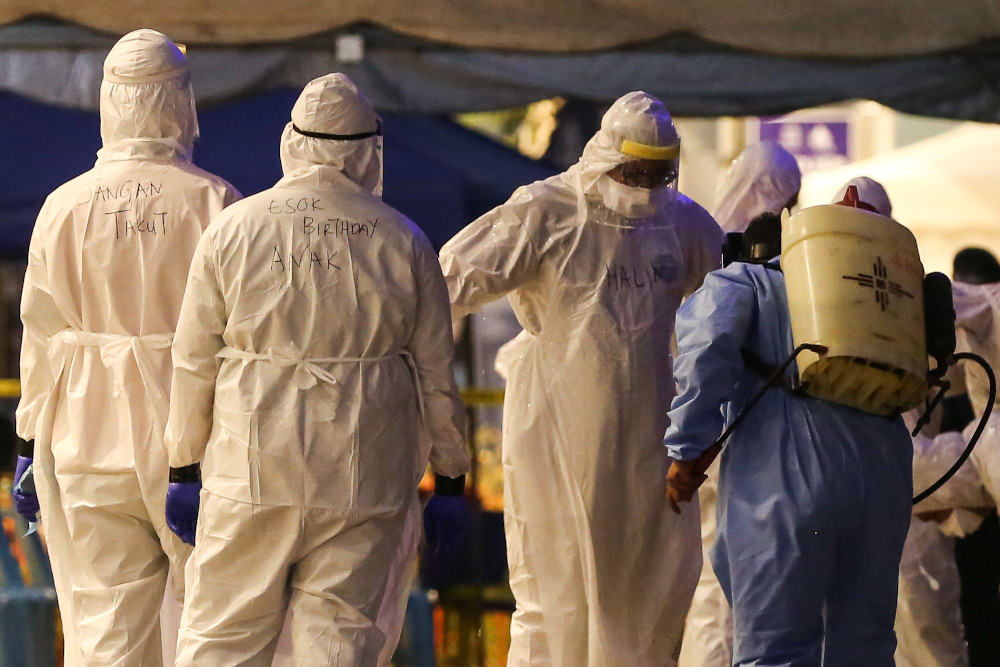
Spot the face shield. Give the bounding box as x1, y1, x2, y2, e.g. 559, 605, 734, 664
99, 29, 198, 160
570, 91, 681, 222
279, 73, 384, 197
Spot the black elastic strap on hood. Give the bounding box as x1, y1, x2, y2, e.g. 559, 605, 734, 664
292, 120, 382, 141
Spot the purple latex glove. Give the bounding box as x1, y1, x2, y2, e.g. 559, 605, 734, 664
165, 481, 201, 545
12, 455, 40, 522
423, 495, 469, 560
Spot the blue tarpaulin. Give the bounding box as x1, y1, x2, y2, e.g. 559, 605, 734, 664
0, 88, 556, 257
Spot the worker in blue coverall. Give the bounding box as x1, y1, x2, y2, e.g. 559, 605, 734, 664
663, 211, 913, 667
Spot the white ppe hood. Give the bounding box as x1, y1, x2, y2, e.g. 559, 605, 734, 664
99, 28, 199, 162
711, 141, 801, 233
565, 91, 680, 222
279, 72, 383, 196
952, 281, 1000, 418
831, 176, 893, 217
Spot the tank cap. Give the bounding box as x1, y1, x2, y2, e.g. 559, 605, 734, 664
836, 185, 881, 214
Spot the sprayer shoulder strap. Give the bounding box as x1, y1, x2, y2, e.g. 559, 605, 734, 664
740, 347, 805, 395
763, 261, 782, 272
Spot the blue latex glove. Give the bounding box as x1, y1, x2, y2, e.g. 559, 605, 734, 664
423, 495, 469, 561
12, 455, 40, 523
165, 481, 201, 545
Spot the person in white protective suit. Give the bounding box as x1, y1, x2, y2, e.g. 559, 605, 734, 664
440, 91, 724, 667
678, 141, 800, 667
10, 29, 241, 666
953, 249, 1000, 422
895, 245, 1000, 667
163, 72, 470, 666
953, 255, 1000, 498
949, 251, 1000, 667
897, 416, 991, 667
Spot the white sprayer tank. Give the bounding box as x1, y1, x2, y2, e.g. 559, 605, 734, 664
781, 203, 927, 416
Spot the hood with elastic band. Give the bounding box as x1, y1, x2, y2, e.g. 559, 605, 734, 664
98, 28, 198, 161
279, 73, 383, 197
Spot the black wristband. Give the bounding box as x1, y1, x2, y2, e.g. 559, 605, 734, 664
169, 464, 201, 484
434, 474, 466, 497
17, 438, 34, 458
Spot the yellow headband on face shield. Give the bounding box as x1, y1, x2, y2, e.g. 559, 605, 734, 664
620, 140, 680, 161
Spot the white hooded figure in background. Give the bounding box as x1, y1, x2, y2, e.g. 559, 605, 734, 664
954, 281, 1000, 500
831, 176, 893, 223
830, 177, 971, 667
948, 254, 1000, 667
13, 29, 240, 666
164, 73, 470, 666
678, 141, 800, 667
440, 91, 724, 667
901, 421, 988, 667
709, 141, 801, 234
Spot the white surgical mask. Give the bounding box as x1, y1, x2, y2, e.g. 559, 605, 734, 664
597, 176, 674, 218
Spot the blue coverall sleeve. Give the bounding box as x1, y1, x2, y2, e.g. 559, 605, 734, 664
664, 266, 757, 461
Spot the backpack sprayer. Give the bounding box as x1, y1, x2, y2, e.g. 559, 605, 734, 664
696, 187, 995, 504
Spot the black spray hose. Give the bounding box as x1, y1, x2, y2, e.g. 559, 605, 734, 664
693, 343, 828, 475
913, 351, 997, 505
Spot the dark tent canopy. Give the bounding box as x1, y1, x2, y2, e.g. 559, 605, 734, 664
3, 19, 1000, 123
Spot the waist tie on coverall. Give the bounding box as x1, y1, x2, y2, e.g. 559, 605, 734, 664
48, 329, 175, 434
216, 346, 425, 417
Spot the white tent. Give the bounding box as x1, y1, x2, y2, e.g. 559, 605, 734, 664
799, 123, 1000, 275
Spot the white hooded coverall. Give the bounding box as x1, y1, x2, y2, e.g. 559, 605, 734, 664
679, 141, 800, 667
950, 280, 1000, 547
896, 424, 992, 667
15, 29, 240, 666
440, 92, 724, 667
165, 73, 470, 666
953, 281, 1000, 423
